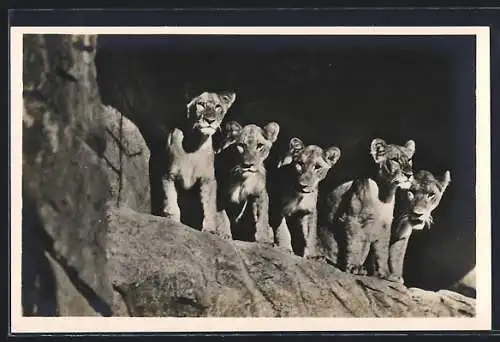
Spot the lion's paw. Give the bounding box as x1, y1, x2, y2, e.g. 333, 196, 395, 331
201, 225, 218, 235
345, 264, 367, 276
386, 274, 405, 284
373, 268, 390, 279
255, 231, 274, 246
306, 255, 329, 264
275, 245, 294, 256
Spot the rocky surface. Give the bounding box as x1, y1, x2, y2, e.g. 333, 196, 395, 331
22, 34, 149, 316
21, 33, 476, 318
107, 206, 475, 317
101, 105, 151, 214
22, 34, 114, 315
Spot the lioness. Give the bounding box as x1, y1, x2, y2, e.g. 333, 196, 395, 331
151, 91, 236, 237
215, 120, 280, 245
321, 138, 415, 278
387, 169, 451, 283
269, 137, 341, 258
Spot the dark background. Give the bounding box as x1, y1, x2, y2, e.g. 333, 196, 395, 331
95, 34, 476, 292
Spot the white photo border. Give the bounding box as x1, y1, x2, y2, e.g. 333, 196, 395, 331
10, 26, 492, 333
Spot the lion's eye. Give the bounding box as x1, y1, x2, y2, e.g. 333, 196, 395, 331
428, 193, 436, 200
314, 164, 322, 171
215, 104, 222, 113
257, 143, 264, 150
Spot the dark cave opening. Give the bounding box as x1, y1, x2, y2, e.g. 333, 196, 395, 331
95, 34, 476, 292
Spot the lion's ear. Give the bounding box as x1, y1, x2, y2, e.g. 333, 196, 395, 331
324, 146, 341, 167
186, 93, 202, 118
216, 121, 242, 153
222, 120, 242, 142
278, 137, 304, 168
289, 137, 305, 154
370, 138, 388, 163
263, 122, 280, 143
218, 91, 236, 110
441, 170, 451, 191
404, 140, 416, 159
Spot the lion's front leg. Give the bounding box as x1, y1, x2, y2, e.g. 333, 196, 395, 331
274, 217, 293, 255
372, 227, 391, 279
200, 178, 218, 235
342, 223, 370, 275
302, 212, 320, 260
388, 236, 411, 284
252, 191, 274, 246
215, 209, 233, 240
162, 177, 181, 222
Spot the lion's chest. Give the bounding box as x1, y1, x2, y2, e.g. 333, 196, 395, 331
338, 179, 395, 232
282, 192, 316, 217
166, 130, 214, 189
228, 173, 266, 205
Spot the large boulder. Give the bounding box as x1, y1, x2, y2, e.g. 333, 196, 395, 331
22, 34, 148, 316
101, 104, 151, 214
107, 207, 475, 317
22, 34, 114, 315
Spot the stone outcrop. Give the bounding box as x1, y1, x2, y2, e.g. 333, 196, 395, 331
101, 105, 151, 214
22, 34, 114, 315
107, 207, 475, 317
22, 34, 150, 316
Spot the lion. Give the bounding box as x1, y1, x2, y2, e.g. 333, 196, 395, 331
150, 91, 236, 238
215, 120, 280, 245
269, 137, 341, 259
387, 169, 451, 283
319, 138, 415, 279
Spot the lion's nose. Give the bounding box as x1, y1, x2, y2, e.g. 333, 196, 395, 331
411, 212, 424, 219
205, 117, 216, 124
299, 180, 311, 188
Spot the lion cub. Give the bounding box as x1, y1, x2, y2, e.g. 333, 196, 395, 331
269, 137, 341, 258
215, 120, 280, 245
387, 169, 451, 283
322, 138, 415, 278
153, 91, 236, 237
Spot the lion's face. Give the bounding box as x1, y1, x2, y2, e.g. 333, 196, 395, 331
279, 138, 341, 193
186, 91, 236, 136
400, 170, 451, 230
370, 138, 415, 190
220, 121, 280, 177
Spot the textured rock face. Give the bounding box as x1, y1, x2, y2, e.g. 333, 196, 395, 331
101, 105, 151, 214
21, 33, 475, 319
22, 34, 149, 316
107, 207, 475, 317
22, 34, 113, 315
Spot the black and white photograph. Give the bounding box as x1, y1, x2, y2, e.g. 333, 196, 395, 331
11, 25, 491, 332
